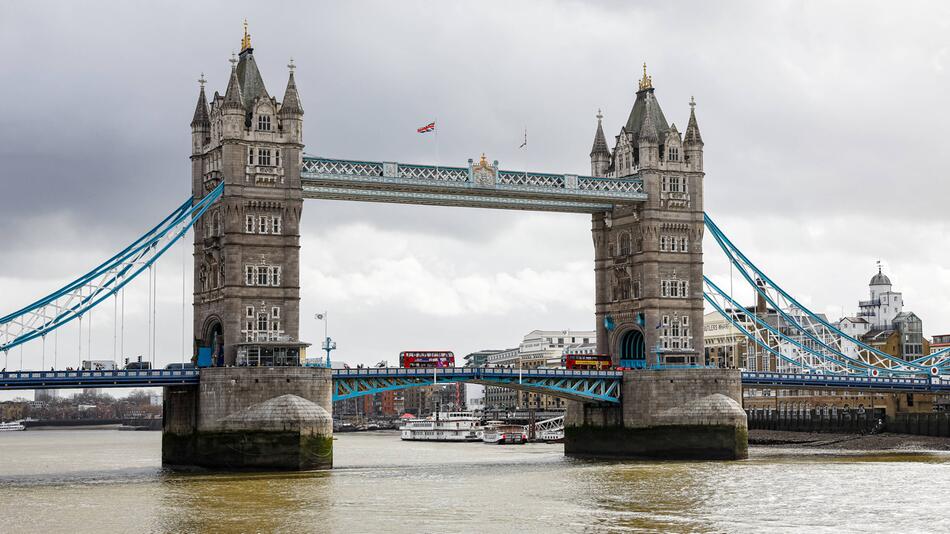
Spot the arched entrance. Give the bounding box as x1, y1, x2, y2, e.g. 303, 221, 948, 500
199, 317, 224, 367
618, 329, 646, 367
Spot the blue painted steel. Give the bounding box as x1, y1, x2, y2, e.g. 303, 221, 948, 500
741, 371, 950, 392
704, 214, 934, 374
0, 183, 224, 352
1, 367, 948, 395
0, 369, 199, 390
331, 367, 623, 403
705, 276, 840, 374
197, 347, 213, 368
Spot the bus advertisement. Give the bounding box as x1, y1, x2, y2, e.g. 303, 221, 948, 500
565, 353, 612, 370
399, 351, 455, 368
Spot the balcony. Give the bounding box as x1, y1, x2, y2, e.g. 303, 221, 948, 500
858, 299, 880, 307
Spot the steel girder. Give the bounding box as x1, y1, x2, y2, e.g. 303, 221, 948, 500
331, 367, 622, 403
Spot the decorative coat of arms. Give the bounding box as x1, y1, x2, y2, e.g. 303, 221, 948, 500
471, 153, 496, 188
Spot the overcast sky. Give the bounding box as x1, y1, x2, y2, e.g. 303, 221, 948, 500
1, 1, 949, 395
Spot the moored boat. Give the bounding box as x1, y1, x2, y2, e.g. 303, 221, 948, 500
400, 411, 482, 441
0, 421, 26, 432
481, 422, 527, 445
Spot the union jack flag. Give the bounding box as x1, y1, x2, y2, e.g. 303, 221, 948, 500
417, 121, 436, 133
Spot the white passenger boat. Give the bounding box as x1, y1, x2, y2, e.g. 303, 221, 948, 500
400, 411, 482, 441
0, 421, 25, 432
481, 422, 527, 445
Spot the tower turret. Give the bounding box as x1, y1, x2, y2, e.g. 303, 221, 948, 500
590, 109, 610, 177
684, 96, 703, 171
191, 74, 211, 155
279, 59, 304, 144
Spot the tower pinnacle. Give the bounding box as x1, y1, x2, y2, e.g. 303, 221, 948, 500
639, 62, 653, 91
241, 19, 252, 52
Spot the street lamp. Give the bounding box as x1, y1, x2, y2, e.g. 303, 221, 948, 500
315, 312, 336, 368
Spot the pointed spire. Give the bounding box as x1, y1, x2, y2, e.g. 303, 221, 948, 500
684, 95, 703, 145
280, 58, 304, 116
590, 109, 609, 157
191, 73, 211, 128
222, 53, 244, 111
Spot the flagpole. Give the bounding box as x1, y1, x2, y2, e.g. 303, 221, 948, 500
435, 117, 440, 176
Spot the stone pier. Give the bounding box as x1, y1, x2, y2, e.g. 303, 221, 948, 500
162, 367, 333, 470
565, 368, 748, 460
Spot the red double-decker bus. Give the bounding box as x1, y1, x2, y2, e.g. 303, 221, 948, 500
565, 353, 612, 370
399, 351, 455, 368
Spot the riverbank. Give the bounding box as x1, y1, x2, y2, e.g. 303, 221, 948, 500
750, 429, 950, 451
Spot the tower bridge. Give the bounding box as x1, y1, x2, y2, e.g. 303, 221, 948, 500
3, 28, 949, 470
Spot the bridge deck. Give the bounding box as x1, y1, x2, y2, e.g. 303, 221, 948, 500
0, 369, 946, 393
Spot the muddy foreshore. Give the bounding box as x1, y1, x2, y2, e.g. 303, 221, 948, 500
750, 429, 950, 451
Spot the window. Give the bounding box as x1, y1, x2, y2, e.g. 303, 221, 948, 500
257, 312, 269, 333
661, 279, 689, 299
258, 115, 272, 131
245, 215, 256, 233
272, 307, 280, 319
258, 215, 269, 234
669, 176, 682, 193
257, 267, 269, 286
619, 233, 631, 256
679, 237, 689, 252
661, 315, 691, 351
669, 146, 679, 161
270, 266, 282, 286
618, 278, 631, 300
257, 148, 272, 166
271, 215, 282, 234
660, 235, 669, 252
247, 146, 254, 165
275, 149, 281, 167
245, 266, 255, 286
632, 280, 641, 299
662, 176, 669, 192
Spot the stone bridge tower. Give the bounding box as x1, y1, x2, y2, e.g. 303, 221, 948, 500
590, 65, 705, 367
190, 26, 306, 366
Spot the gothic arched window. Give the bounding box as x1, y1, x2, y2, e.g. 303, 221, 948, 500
619, 233, 631, 256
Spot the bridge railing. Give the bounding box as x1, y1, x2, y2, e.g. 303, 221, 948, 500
301, 157, 645, 199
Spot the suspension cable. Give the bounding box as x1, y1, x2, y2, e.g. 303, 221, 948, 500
41, 334, 46, 370
153, 263, 158, 367
120, 287, 125, 365
181, 235, 186, 364
54, 328, 58, 369
147, 265, 153, 366
77, 314, 82, 370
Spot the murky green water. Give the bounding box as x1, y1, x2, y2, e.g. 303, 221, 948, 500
0, 430, 948, 533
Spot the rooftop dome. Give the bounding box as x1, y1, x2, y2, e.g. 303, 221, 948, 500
870, 269, 891, 286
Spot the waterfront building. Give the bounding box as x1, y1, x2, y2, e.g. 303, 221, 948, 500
482, 330, 594, 411
931, 334, 950, 354
463, 349, 503, 367
835, 267, 930, 360
702, 309, 749, 368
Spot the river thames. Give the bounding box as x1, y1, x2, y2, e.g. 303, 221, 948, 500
1, 430, 949, 533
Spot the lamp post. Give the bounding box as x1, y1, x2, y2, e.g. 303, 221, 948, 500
315, 312, 336, 368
